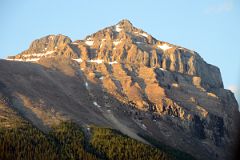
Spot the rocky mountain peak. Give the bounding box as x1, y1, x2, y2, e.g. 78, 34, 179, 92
115, 19, 134, 32
7, 34, 79, 61
2, 20, 239, 160
118, 19, 133, 26
7, 20, 223, 89
28, 34, 72, 52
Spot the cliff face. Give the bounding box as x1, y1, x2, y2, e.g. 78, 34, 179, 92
3, 19, 239, 160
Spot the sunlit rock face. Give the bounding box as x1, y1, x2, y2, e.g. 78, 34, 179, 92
4, 19, 239, 160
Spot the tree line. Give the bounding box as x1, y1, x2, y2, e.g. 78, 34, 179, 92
0, 121, 194, 160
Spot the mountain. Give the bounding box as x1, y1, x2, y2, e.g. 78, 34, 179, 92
1, 19, 239, 160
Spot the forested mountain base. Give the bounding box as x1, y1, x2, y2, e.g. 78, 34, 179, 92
0, 122, 168, 160
90, 127, 171, 160
0, 120, 196, 160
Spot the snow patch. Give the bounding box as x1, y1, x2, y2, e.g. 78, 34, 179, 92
6, 58, 24, 61
93, 101, 101, 108
87, 37, 92, 40
25, 58, 40, 62
172, 83, 179, 88
115, 24, 122, 32
159, 68, 166, 71
72, 58, 83, 63
134, 31, 149, 38
85, 40, 94, 46
109, 61, 118, 65
142, 124, 147, 130
22, 51, 54, 58
6, 58, 40, 62
140, 33, 149, 38
158, 44, 172, 51
7, 51, 54, 62
87, 59, 103, 64
46, 50, 54, 54
85, 82, 89, 88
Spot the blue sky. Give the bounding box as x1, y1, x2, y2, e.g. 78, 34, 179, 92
1, 0, 239, 104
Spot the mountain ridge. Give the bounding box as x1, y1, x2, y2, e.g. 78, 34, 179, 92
8, 19, 223, 90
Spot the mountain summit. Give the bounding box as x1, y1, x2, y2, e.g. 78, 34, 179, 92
8, 20, 222, 89
2, 19, 240, 160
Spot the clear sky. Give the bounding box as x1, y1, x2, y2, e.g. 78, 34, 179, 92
1, 0, 239, 104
